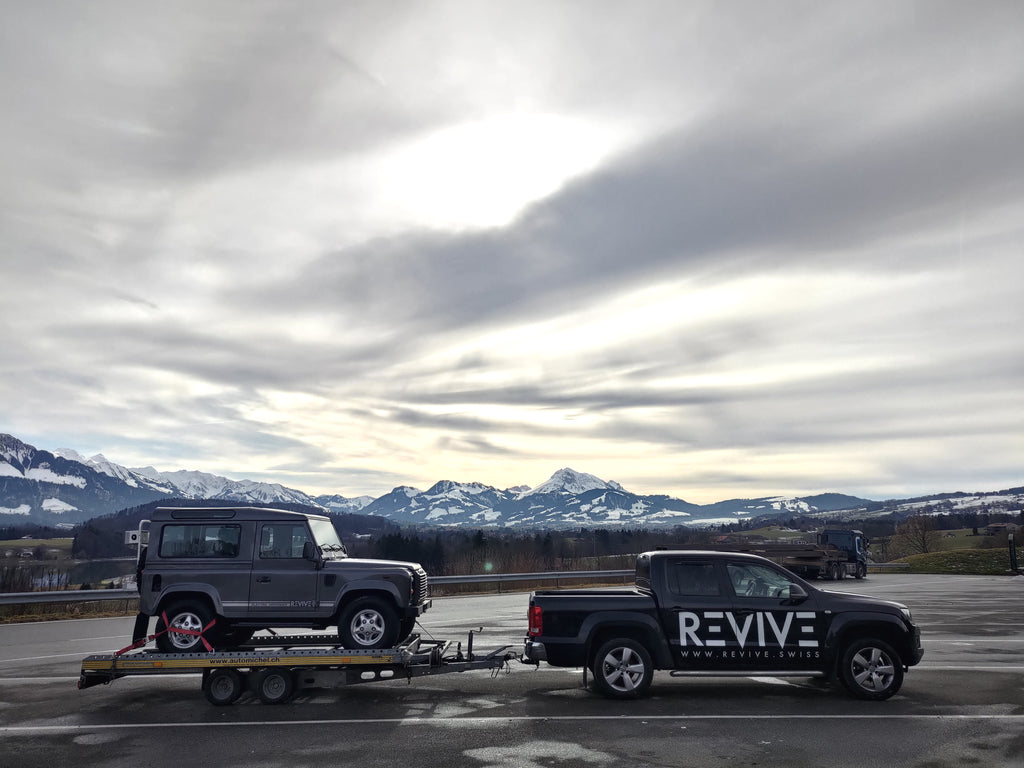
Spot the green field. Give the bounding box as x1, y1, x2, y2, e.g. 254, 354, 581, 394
0, 537, 74, 550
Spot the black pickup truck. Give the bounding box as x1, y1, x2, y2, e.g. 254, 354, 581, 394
523, 550, 923, 700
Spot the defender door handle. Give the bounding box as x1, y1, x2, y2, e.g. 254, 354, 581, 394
255, 576, 271, 583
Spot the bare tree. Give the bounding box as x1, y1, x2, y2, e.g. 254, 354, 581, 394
892, 515, 941, 556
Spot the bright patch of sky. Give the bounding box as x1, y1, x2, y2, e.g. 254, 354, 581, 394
1, 1, 1022, 504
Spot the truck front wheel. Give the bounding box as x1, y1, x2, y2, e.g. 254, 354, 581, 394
840, 638, 904, 700
338, 597, 400, 649
591, 638, 653, 700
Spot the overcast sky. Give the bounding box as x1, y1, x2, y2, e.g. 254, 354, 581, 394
2, 1, 1022, 504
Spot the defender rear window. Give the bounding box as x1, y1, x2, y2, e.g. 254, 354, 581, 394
158, 524, 241, 558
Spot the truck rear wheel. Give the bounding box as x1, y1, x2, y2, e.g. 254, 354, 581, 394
591, 638, 653, 700
840, 638, 904, 700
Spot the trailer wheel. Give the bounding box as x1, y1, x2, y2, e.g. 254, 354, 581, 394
338, 597, 400, 649
830, 562, 843, 581
156, 600, 216, 653
591, 638, 653, 700
203, 668, 245, 706
839, 638, 904, 701
254, 668, 294, 705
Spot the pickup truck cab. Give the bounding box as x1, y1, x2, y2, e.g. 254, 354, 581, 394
523, 550, 922, 700
137, 507, 431, 653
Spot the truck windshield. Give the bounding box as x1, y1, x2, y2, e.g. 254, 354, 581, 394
309, 518, 347, 556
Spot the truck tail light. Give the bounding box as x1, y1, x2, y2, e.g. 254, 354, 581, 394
528, 605, 543, 637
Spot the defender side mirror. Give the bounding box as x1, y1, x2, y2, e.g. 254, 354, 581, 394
302, 540, 321, 566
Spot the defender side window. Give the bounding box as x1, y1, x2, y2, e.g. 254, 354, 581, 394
260, 524, 311, 559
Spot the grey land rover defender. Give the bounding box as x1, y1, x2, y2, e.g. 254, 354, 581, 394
136, 507, 431, 653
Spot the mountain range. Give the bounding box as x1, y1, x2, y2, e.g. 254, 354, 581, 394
2, 433, 1021, 530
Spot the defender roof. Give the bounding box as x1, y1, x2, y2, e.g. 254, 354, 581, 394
150, 506, 329, 523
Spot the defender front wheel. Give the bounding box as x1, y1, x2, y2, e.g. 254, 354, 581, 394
337, 597, 400, 649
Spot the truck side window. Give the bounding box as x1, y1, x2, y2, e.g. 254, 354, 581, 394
260, 524, 311, 559
728, 563, 795, 599
667, 562, 721, 597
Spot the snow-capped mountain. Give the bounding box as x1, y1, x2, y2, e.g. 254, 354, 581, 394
520, 468, 624, 497
356, 467, 858, 529
0, 434, 367, 525
4, 433, 1021, 529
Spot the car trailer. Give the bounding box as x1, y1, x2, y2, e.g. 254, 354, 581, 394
79, 631, 515, 705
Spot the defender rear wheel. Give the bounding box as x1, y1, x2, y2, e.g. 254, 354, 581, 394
591, 638, 653, 700
156, 600, 216, 653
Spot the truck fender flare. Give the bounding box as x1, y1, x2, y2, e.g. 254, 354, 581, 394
579, 612, 674, 668
826, 611, 909, 654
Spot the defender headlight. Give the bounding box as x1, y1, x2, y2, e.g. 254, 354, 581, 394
900, 607, 913, 623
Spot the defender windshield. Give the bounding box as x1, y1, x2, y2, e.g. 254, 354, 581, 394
309, 518, 346, 556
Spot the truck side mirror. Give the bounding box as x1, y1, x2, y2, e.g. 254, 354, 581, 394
787, 584, 809, 603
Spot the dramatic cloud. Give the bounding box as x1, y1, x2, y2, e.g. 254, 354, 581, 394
2, 1, 1022, 503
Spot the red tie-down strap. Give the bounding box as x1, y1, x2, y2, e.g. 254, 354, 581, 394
114, 613, 217, 656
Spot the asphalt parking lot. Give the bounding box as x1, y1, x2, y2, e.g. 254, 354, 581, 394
1, 574, 1022, 768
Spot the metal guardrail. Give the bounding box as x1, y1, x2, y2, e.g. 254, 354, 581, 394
0, 569, 636, 607
0, 564, 919, 607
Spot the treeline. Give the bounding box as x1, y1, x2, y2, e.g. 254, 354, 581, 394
362, 527, 710, 576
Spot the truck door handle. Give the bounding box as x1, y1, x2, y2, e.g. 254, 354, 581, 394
256, 576, 271, 583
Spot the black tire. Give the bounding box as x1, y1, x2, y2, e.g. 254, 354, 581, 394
253, 668, 295, 705
156, 600, 216, 653
591, 638, 654, 700
855, 563, 867, 580
338, 597, 401, 649
840, 638, 904, 700
204, 668, 244, 706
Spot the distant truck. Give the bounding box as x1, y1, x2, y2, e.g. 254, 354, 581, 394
523, 549, 922, 701
690, 528, 869, 580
